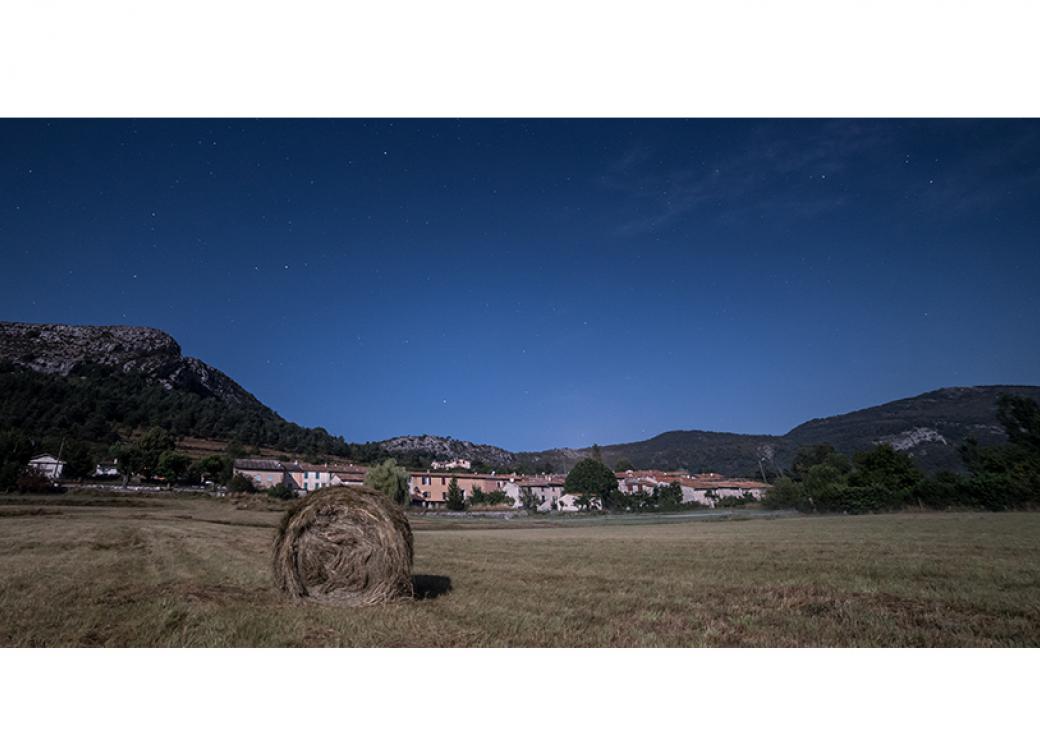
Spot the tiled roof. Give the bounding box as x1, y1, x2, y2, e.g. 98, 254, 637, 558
298, 462, 368, 474
235, 458, 367, 476
409, 471, 513, 481
517, 475, 565, 486
679, 476, 770, 489
234, 458, 284, 471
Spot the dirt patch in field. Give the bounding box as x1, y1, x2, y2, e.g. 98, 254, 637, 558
171, 514, 277, 529
226, 495, 293, 512
0, 497, 164, 509
0, 508, 63, 518
93, 582, 273, 608
89, 529, 149, 551
176, 583, 273, 605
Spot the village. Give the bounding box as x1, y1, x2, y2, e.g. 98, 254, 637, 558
20, 448, 769, 512
228, 457, 771, 511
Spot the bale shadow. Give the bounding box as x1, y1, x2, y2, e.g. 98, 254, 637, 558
412, 574, 453, 601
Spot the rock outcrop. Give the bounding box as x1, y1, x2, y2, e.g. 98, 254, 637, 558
0, 321, 258, 406
379, 434, 517, 468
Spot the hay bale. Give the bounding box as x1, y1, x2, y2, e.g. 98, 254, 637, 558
272, 486, 413, 606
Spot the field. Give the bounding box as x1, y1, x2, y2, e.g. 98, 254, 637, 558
1, 493, 1039, 646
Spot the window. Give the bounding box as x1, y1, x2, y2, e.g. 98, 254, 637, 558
422, 476, 430, 485
441, 477, 446, 485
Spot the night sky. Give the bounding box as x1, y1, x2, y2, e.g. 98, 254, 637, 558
2, 119, 1038, 450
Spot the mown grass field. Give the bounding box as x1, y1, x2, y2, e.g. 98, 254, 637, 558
1, 493, 1038, 646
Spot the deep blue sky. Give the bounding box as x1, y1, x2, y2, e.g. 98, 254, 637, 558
2, 119, 1039, 450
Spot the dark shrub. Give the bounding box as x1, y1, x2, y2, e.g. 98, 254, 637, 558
818, 485, 905, 514
16, 469, 57, 494
228, 473, 257, 494
715, 492, 757, 508
911, 472, 969, 509
762, 477, 807, 510
266, 483, 297, 500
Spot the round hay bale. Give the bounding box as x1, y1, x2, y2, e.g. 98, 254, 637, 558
272, 486, 413, 606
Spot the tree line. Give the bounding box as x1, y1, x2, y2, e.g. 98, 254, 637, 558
0, 361, 366, 488
762, 394, 1040, 513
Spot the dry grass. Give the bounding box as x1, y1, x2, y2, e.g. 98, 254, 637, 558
0, 493, 1038, 646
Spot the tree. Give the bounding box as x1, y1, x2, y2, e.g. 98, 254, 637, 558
266, 483, 297, 500
614, 457, 634, 472
190, 454, 231, 485
996, 394, 1040, 454
791, 444, 836, 480
135, 427, 176, 479
656, 481, 683, 510
60, 439, 96, 480
518, 486, 543, 512
849, 444, 921, 498
364, 457, 410, 506
762, 476, 806, 510
620, 490, 654, 512
486, 488, 513, 506
591, 444, 602, 462
472, 486, 512, 506
802, 459, 850, 510
111, 442, 143, 487
0, 429, 33, 491
228, 473, 257, 494
446, 477, 466, 511
564, 457, 619, 510
156, 450, 192, 484
958, 395, 1040, 510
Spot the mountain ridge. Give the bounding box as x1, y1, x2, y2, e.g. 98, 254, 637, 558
0, 321, 259, 407
380, 385, 1040, 475
0, 320, 351, 457
3, 321, 1037, 475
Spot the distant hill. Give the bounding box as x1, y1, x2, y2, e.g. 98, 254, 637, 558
3, 321, 1036, 477
783, 385, 1040, 472
1, 321, 258, 405
514, 431, 791, 477
379, 435, 517, 469
0, 321, 351, 457
382, 386, 1040, 476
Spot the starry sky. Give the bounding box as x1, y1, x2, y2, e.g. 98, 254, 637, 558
2, 119, 1039, 450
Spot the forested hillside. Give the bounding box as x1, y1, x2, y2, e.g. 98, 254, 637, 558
0, 362, 351, 462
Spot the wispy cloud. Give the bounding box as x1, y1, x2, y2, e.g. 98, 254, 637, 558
601, 121, 1040, 237
599, 121, 893, 235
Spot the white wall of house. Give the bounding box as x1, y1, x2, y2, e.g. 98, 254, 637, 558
504, 481, 567, 511
680, 485, 766, 507
28, 455, 65, 480
330, 474, 364, 487
94, 462, 119, 477
557, 493, 600, 512
238, 469, 291, 489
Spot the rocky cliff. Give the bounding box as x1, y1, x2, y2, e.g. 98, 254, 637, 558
379, 434, 518, 468
0, 321, 259, 407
